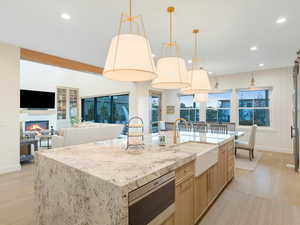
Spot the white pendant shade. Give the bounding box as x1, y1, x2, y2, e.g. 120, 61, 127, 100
194, 93, 208, 102
182, 68, 211, 94
151, 57, 190, 89
103, 34, 157, 82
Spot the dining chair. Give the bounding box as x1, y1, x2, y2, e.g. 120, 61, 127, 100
209, 124, 228, 134
235, 125, 258, 161
226, 122, 236, 132
178, 121, 192, 132
193, 122, 207, 133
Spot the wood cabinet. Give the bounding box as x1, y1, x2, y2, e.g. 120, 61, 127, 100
175, 177, 194, 225
174, 140, 235, 225
194, 171, 207, 222
227, 141, 235, 182
218, 144, 227, 190
175, 161, 195, 225
161, 214, 175, 225
207, 163, 218, 203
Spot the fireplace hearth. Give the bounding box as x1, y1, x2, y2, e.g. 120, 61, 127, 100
25, 120, 49, 133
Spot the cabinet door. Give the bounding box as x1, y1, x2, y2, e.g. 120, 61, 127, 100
194, 172, 207, 222
161, 214, 175, 225
227, 141, 235, 181
220, 144, 228, 188
207, 164, 218, 203
175, 177, 194, 225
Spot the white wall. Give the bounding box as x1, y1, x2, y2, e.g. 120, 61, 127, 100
164, 67, 293, 153
0, 42, 21, 174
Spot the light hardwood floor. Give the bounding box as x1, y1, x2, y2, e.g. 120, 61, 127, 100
0, 152, 299, 225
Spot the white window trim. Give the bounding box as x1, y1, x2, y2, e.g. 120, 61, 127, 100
237, 88, 272, 128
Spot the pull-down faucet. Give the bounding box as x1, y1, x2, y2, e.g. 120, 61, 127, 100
173, 118, 189, 144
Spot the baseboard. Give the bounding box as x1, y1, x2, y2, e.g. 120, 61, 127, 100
255, 144, 292, 154
0, 163, 21, 175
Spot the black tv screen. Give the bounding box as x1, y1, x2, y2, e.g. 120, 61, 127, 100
20, 90, 55, 109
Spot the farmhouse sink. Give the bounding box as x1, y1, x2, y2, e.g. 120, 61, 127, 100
169, 142, 218, 176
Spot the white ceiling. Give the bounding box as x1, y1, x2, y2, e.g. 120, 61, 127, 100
0, 0, 299, 75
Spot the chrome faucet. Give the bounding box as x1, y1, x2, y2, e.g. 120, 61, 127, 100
173, 118, 189, 144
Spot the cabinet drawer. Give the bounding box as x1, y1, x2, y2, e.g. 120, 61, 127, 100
176, 161, 195, 183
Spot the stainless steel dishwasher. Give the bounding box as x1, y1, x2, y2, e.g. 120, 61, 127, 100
128, 171, 175, 225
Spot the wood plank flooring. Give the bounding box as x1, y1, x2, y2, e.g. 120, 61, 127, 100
198, 152, 300, 225
0, 151, 299, 225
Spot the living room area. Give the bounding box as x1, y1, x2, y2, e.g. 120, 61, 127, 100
19, 59, 133, 162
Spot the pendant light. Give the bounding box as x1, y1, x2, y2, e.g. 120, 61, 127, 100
103, 0, 157, 82
248, 72, 258, 90
194, 93, 208, 102
181, 29, 211, 94
214, 77, 219, 89
151, 7, 190, 89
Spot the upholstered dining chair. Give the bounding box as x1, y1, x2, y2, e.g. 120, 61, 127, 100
235, 125, 258, 161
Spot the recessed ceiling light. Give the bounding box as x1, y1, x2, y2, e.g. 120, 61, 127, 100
208, 72, 212, 75
259, 63, 264, 67
61, 13, 71, 20
250, 46, 258, 51
188, 59, 192, 64
276, 17, 286, 24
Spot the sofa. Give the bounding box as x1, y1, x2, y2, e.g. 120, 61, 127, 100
52, 123, 124, 148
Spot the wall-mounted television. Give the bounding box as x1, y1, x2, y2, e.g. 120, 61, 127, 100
20, 90, 55, 109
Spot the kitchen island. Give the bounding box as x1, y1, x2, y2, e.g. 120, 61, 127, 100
35, 131, 235, 225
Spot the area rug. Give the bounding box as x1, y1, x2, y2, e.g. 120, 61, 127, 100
235, 151, 262, 171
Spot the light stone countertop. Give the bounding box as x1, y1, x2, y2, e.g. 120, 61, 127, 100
37, 131, 235, 192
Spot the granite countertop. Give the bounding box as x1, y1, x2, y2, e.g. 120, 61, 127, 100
37, 131, 234, 192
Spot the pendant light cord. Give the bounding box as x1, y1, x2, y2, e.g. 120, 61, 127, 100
192, 29, 199, 69
194, 30, 198, 59
170, 10, 172, 44
167, 7, 175, 45
129, 0, 133, 32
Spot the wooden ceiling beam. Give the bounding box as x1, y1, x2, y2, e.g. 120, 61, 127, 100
20, 48, 103, 75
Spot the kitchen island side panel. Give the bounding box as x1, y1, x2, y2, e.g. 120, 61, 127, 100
34, 154, 128, 225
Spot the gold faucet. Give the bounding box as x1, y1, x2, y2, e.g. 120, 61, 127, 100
173, 118, 189, 144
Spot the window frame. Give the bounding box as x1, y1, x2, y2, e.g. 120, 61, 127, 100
179, 95, 200, 122
206, 91, 232, 123
81, 92, 130, 125
237, 88, 272, 127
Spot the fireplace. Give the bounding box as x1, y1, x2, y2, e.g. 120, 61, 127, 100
25, 120, 49, 133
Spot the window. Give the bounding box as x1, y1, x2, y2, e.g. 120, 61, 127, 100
82, 94, 129, 125
238, 89, 270, 126
82, 98, 95, 122
180, 95, 200, 122
206, 92, 231, 123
